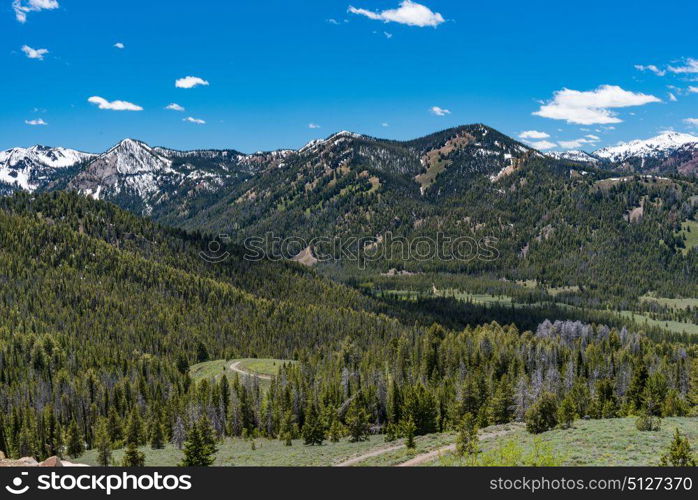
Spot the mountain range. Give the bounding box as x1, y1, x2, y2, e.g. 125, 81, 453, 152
1, 124, 696, 303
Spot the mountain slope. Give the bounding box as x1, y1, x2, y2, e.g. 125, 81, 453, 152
0, 145, 94, 193
594, 131, 698, 175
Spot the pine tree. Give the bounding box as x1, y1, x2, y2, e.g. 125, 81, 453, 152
659, 429, 696, 466
121, 442, 145, 467
456, 413, 479, 457
94, 417, 112, 466
328, 418, 344, 443
345, 400, 370, 443
301, 401, 325, 446
124, 407, 144, 446
66, 420, 83, 458
525, 392, 558, 434
179, 419, 218, 466
279, 410, 294, 446
149, 419, 165, 449
402, 417, 417, 449
557, 394, 577, 429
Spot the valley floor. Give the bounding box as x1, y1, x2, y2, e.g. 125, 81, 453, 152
77, 418, 697, 467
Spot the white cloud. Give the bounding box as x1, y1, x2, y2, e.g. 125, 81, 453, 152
533, 85, 661, 125
384, 31, 393, 39
668, 58, 698, 74
519, 130, 550, 140
183, 116, 205, 124
175, 76, 209, 89
528, 140, 556, 150
25, 118, 47, 126
684, 118, 698, 127
381, 122, 390, 127
689, 86, 698, 94
327, 18, 340, 25
21, 45, 48, 60
557, 136, 600, 149
114, 42, 125, 49
88, 96, 143, 111
668, 92, 678, 102
430, 106, 450, 116
348, 1, 444, 28
13, 0, 58, 23
634, 64, 666, 77
308, 123, 321, 129
165, 103, 185, 112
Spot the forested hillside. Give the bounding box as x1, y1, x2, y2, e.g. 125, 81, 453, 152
0, 192, 694, 463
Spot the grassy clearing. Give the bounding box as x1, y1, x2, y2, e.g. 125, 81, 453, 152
80, 434, 389, 467
189, 358, 294, 383
431, 417, 698, 466
640, 293, 698, 310
677, 220, 698, 256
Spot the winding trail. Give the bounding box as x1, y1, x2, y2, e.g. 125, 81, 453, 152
397, 426, 520, 467
335, 424, 522, 467
335, 443, 406, 467
229, 360, 273, 381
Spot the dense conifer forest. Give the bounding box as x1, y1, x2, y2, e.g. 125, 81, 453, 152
0, 192, 695, 462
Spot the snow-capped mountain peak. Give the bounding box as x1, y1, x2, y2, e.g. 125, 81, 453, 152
0, 145, 94, 192
594, 131, 698, 162
547, 150, 599, 164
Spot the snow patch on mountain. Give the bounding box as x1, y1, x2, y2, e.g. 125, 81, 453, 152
0, 146, 94, 191
594, 131, 698, 162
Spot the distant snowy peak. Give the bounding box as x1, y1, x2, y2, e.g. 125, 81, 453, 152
547, 150, 599, 164
594, 131, 698, 162
0, 146, 94, 191
299, 130, 369, 154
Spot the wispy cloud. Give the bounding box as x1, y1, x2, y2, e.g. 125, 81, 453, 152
13, 0, 58, 23
25, 118, 47, 126
165, 103, 185, 112
21, 45, 48, 60
519, 130, 550, 140
533, 85, 661, 125
183, 116, 205, 124
348, 1, 445, 28
528, 140, 556, 150
327, 18, 340, 25
88, 96, 143, 111
384, 31, 393, 39
634, 64, 666, 77
689, 86, 698, 94
430, 106, 450, 116
308, 123, 321, 129
684, 118, 698, 127
175, 76, 209, 89
381, 122, 390, 127
557, 136, 599, 149
668, 58, 698, 74
114, 42, 125, 49
668, 92, 678, 102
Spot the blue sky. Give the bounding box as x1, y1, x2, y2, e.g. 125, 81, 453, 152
2, 0, 697, 153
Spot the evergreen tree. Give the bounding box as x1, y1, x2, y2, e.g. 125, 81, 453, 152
345, 400, 370, 443
124, 407, 145, 446
122, 442, 145, 467
66, 420, 83, 458
525, 392, 558, 434
557, 394, 577, 429
180, 419, 218, 467
456, 413, 479, 457
94, 418, 112, 466
402, 417, 417, 449
301, 401, 325, 446
659, 429, 696, 466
